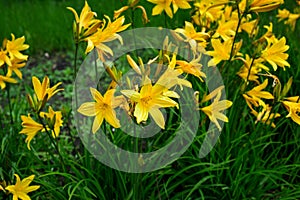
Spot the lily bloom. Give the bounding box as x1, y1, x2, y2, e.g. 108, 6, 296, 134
0, 75, 17, 90
206, 38, 232, 66
148, 0, 173, 18
249, 0, 284, 13
67, 1, 102, 42
78, 88, 121, 133
121, 77, 178, 129
32, 76, 63, 102
200, 86, 233, 131
5, 34, 29, 60
19, 114, 44, 150
243, 79, 274, 112
282, 96, 300, 125
85, 16, 130, 61
260, 37, 290, 71
5, 174, 40, 200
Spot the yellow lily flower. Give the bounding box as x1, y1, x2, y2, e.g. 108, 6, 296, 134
114, 1, 149, 24
5, 174, 40, 200
243, 79, 274, 112
192, 1, 225, 27
5, 34, 29, 60
19, 114, 44, 150
240, 17, 258, 37
249, 0, 284, 13
121, 77, 178, 129
0, 49, 11, 67
32, 76, 63, 102
175, 21, 210, 51
252, 104, 280, 128
67, 1, 102, 42
147, 0, 173, 18
0, 75, 17, 90
6, 58, 26, 79
282, 96, 300, 125
277, 9, 300, 30
172, 0, 192, 14
236, 55, 267, 84
213, 17, 237, 41
40, 106, 63, 138
285, 13, 300, 31
257, 23, 277, 44
200, 87, 233, 131
176, 56, 206, 82
85, 15, 130, 61
206, 38, 232, 66
78, 88, 121, 133
277, 8, 290, 21
158, 54, 192, 89
261, 37, 290, 71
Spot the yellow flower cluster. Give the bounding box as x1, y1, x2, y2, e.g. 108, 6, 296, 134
1, 174, 40, 200
277, 7, 300, 30
73, 0, 300, 133
0, 34, 29, 89
1, 0, 298, 199
68, 1, 131, 61
20, 76, 63, 150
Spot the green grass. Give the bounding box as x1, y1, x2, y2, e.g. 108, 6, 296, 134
0, 0, 300, 199
0, 0, 125, 54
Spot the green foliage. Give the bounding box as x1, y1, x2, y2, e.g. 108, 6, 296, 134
0, 0, 300, 199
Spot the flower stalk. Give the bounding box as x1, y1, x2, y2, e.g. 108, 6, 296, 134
37, 114, 66, 172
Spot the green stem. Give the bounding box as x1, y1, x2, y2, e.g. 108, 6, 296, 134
229, 1, 244, 61
38, 115, 66, 172
164, 11, 168, 28
93, 50, 100, 90
155, 174, 162, 200
0, 107, 3, 128
71, 42, 83, 163
2, 67, 13, 124
133, 124, 142, 200
6, 84, 13, 124
245, 54, 256, 83
131, 8, 138, 58
73, 43, 79, 108
264, 103, 280, 129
